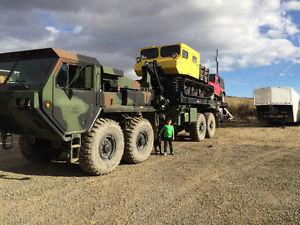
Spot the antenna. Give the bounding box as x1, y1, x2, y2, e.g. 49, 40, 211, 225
215, 49, 219, 76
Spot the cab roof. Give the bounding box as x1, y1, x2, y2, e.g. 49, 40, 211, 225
139, 43, 200, 58
140, 43, 196, 51
0, 48, 101, 65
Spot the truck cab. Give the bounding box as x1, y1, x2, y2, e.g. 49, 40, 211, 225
208, 74, 225, 101
0, 48, 155, 175
0, 48, 152, 141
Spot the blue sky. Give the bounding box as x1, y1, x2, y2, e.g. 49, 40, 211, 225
0, 0, 300, 98
223, 9, 300, 97
223, 61, 300, 97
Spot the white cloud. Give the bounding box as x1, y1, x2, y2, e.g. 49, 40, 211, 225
45, 26, 59, 34
0, 0, 299, 74
73, 26, 82, 34
0, 36, 56, 52
45, 26, 60, 42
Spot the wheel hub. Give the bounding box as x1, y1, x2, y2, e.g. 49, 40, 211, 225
99, 135, 116, 160
136, 131, 148, 151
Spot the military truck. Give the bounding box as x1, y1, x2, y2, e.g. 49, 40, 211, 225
0, 47, 220, 175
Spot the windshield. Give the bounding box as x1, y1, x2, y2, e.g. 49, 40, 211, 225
0, 57, 57, 84
140, 48, 159, 59
209, 74, 215, 82
220, 77, 225, 89
161, 45, 180, 57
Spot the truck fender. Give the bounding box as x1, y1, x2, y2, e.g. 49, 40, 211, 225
88, 107, 103, 132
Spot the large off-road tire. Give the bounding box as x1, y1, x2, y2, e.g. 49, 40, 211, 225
122, 117, 154, 164
79, 119, 124, 176
19, 136, 53, 163
190, 113, 206, 141
205, 112, 216, 138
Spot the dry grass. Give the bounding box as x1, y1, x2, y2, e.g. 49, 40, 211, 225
227, 96, 256, 122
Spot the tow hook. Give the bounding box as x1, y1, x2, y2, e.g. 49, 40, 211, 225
1, 133, 13, 150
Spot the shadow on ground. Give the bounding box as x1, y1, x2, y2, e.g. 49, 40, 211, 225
0, 159, 87, 178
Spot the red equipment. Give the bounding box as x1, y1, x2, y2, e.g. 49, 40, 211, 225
208, 50, 226, 103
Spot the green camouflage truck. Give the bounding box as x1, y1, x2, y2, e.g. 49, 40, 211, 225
0, 48, 219, 175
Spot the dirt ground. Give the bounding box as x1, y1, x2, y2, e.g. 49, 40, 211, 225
0, 125, 299, 225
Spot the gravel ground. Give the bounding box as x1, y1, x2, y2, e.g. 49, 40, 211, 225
0, 125, 299, 225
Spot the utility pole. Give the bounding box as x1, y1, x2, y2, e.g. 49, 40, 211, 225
215, 50, 219, 76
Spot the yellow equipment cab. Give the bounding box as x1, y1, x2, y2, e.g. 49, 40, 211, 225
135, 43, 201, 80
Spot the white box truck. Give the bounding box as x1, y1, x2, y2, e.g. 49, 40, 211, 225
254, 87, 300, 123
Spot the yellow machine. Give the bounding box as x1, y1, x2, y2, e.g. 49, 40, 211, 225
135, 43, 202, 79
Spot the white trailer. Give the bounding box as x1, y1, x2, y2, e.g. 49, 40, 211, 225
254, 87, 300, 123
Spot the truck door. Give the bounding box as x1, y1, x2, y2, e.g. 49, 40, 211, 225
52, 62, 94, 133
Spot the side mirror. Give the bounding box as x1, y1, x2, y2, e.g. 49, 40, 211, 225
56, 63, 73, 98
57, 63, 69, 88
136, 57, 142, 63
60, 76, 68, 88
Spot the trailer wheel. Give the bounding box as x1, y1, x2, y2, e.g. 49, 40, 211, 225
190, 113, 206, 141
79, 119, 124, 175
19, 136, 53, 163
205, 112, 216, 138
123, 117, 154, 164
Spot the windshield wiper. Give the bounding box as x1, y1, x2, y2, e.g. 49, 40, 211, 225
6, 81, 29, 89
16, 80, 30, 88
